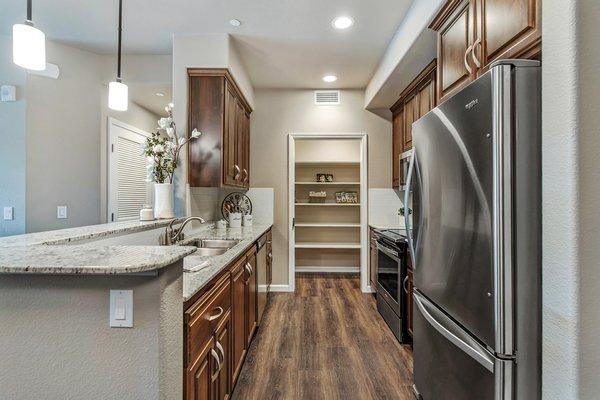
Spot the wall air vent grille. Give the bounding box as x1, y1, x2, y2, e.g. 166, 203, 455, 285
314, 90, 340, 105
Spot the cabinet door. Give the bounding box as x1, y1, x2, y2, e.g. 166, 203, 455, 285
223, 84, 239, 187
234, 99, 245, 188
478, 0, 541, 66
243, 112, 250, 188
186, 337, 215, 400
403, 96, 415, 152
231, 259, 246, 386
392, 110, 403, 187
246, 252, 258, 346
436, 0, 477, 102
407, 268, 414, 338
214, 311, 232, 400
418, 78, 436, 119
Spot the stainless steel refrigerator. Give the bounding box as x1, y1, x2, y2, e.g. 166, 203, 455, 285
404, 59, 541, 400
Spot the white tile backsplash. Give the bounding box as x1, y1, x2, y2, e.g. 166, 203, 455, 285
368, 188, 403, 228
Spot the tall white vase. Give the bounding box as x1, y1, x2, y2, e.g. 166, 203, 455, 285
154, 183, 175, 219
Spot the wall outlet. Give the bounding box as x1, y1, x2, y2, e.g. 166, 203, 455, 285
1, 85, 16, 102
109, 290, 133, 328
57, 205, 68, 219
3, 207, 14, 221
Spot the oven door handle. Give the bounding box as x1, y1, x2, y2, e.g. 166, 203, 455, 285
376, 242, 400, 263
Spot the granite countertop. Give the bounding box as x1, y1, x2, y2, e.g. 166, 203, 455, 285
180, 224, 272, 302
0, 220, 196, 275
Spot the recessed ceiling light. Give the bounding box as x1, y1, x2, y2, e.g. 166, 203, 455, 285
229, 19, 242, 27
322, 75, 338, 83
155, 92, 165, 97
332, 16, 354, 30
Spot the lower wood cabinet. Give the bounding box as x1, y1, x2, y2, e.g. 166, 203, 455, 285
184, 229, 272, 400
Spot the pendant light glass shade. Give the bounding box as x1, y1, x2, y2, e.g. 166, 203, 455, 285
13, 22, 46, 71
108, 81, 128, 111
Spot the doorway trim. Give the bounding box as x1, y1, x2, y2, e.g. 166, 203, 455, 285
288, 133, 369, 293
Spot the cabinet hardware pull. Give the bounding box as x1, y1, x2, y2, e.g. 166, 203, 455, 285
242, 168, 248, 183
471, 37, 482, 68
210, 348, 221, 382
268, 252, 272, 259
233, 165, 241, 180
206, 306, 224, 322
464, 44, 473, 74
403, 276, 409, 294
216, 341, 225, 367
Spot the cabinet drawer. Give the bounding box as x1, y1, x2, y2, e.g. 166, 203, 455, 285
185, 275, 231, 365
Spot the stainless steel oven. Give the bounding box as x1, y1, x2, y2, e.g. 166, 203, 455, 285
375, 229, 410, 343
398, 149, 413, 191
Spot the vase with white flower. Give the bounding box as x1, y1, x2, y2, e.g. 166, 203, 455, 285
142, 103, 202, 219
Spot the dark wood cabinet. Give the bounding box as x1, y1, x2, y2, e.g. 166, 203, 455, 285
230, 258, 247, 385
430, 0, 541, 103
184, 229, 271, 399
188, 69, 252, 189
245, 249, 258, 346
266, 231, 273, 289
390, 60, 437, 188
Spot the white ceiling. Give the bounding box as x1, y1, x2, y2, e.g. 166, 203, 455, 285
129, 83, 172, 117
1, 0, 413, 89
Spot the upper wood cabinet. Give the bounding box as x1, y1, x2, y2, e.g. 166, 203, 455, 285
188, 69, 252, 188
431, 0, 541, 103
390, 60, 437, 188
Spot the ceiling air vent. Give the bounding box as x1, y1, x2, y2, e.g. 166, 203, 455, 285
314, 90, 340, 105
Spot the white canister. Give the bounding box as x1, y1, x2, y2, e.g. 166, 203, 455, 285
139, 205, 154, 221
229, 212, 242, 228
242, 214, 253, 227
154, 183, 175, 219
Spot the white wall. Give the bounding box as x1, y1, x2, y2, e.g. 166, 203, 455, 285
542, 1, 600, 399
250, 89, 392, 286
0, 39, 166, 235
0, 35, 27, 236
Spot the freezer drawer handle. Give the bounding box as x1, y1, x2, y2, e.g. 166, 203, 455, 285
414, 292, 495, 373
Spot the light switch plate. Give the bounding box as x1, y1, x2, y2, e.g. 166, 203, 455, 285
3, 207, 14, 220
109, 290, 133, 328
1, 85, 16, 102
57, 205, 68, 219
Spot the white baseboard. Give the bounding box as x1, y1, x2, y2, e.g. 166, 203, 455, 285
269, 284, 293, 292
295, 266, 360, 273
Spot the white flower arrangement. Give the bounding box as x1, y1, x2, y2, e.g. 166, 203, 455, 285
142, 103, 202, 184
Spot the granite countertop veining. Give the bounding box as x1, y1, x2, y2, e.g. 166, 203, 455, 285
0, 220, 196, 275
180, 224, 272, 302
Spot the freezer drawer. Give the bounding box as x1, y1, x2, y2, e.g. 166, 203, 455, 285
413, 291, 513, 400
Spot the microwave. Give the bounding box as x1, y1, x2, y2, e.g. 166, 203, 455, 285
398, 149, 413, 191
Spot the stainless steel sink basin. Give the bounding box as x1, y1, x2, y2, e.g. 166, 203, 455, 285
192, 247, 228, 256
197, 239, 240, 249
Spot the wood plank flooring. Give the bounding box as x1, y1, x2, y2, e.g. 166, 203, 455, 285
232, 274, 414, 400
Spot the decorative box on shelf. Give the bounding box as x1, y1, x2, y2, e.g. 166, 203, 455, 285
308, 191, 327, 203
335, 191, 358, 204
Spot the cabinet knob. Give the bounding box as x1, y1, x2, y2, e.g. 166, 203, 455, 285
210, 348, 221, 382
471, 37, 482, 68
216, 341, 225, 365
233, 165, 241, 180
242, 168, 248, 183
403, 276, 409, 294
464, 44, 474, 74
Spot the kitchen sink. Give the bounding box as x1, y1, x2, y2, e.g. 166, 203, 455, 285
192, 247, 228, 256
197, 239, 240, 248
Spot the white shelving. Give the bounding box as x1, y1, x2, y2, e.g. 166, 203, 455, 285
294, 242, 361, 249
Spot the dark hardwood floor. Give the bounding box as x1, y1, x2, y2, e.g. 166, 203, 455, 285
232, 274, 414, 399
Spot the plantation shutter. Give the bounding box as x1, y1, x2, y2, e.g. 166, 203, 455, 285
108, 119, 151, 222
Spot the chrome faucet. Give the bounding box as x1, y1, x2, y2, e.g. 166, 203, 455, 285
161, 216, 206, 245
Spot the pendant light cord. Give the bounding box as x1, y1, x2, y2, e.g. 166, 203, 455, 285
117, 0, 123, 81
26, 0, 32, 22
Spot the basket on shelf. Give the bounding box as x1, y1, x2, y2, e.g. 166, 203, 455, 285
308, 191, 327, 203
335, 191, 358, 204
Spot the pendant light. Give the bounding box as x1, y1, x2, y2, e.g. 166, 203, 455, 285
13, 0, 46, 71
108, 0, 128, 111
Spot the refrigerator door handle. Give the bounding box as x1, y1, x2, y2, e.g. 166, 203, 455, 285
404, 150, 417, 268
414, 291, 495, 373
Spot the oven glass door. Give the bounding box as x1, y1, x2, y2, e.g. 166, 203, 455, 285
377, 242, 401, 302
